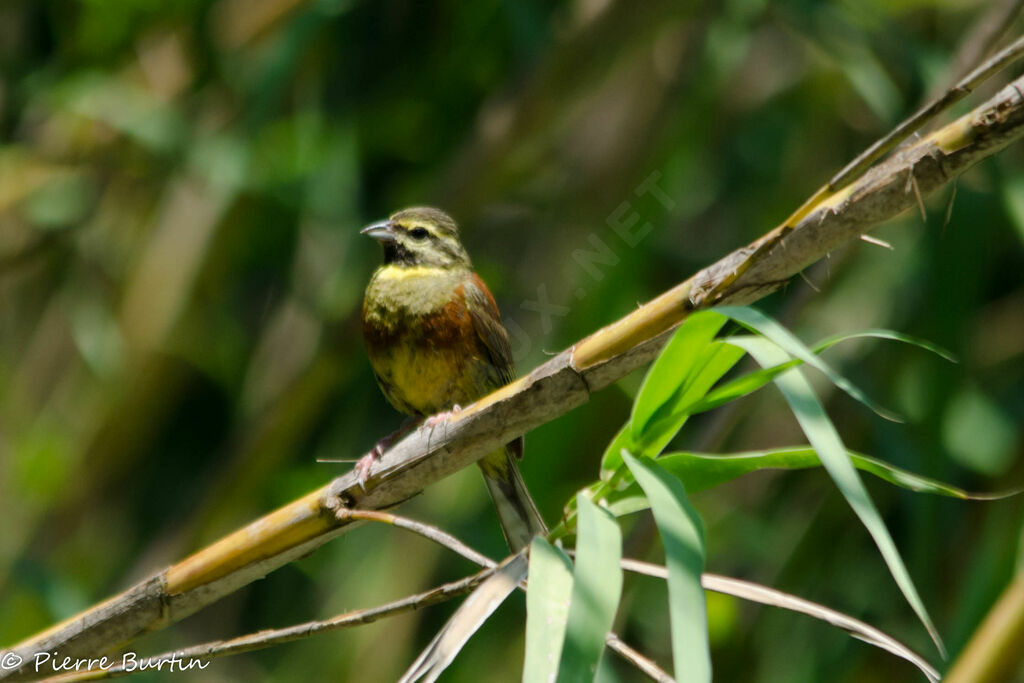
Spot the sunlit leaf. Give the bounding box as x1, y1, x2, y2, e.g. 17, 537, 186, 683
605, 448, 1017, 518
523, 538, 574, 683
599, 423, 633, 478
717, 306, 903, 421
401, 553, 528, 683
637, 340, 745, 453
623, 452, 710, 682
677, 327, 954, 417
684, 356, 798, 415
728, 335, 945, 657
557, 496, 622, 682
630, 310, 727, 440
812, 329, 956, 364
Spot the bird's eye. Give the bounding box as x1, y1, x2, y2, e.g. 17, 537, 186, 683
409, 227, 430, 240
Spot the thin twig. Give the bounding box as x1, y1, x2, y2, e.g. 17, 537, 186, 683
618, 559, 940, 683
606, 633, 674, 683
830, 34, 1024, 193
859, 234, 893, 250
782, 34, 1024, 232
40, 527, 669, 683
35, 529, 943, 682
943, 181, 959, 235
928, 0, 1024, 103
43, 511, 502, 683
336, 514, 668, 683
333, 508, 496, 569
38, 568, 496, 683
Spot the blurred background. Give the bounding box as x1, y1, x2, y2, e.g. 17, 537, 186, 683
1, 0, 1023, 680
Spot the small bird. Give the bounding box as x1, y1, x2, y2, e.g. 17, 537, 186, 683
359, 207, 547, 551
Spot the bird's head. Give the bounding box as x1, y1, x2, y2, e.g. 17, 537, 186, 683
361, 207, 471, 269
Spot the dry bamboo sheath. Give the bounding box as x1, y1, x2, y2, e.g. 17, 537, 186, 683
4, 72, 1024, 681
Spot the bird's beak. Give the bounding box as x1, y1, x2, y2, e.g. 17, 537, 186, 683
360, 220, 397, 242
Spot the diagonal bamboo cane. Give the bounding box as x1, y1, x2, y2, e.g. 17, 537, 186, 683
4, 69, 1024, 682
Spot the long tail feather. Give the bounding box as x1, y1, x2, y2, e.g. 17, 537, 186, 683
478, 445, 547, 551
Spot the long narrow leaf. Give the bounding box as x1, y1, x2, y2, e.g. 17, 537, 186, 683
623, 452, 710, 683
557, 496, 623, 682
631, 310, 728, 440
676, 328, 953, 418
728, 335, 945, 657
638, 341, 746, 453
400, 552, 528, 683
813, 329, 956, 363
604, 340, 745, 474
600, 423, 633, 477
524, 538, 574, 683
700, 574, 940, 683
608, 325, 949, 473
685, 356, 799, 415
718, 306, 903, 421
620, 560, 940, 683
606, 448, 1018, 512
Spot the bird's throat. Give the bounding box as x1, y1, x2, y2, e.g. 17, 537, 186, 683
364, 264, 466, 320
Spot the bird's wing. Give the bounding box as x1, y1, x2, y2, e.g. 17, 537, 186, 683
464, 274, 524, 459
463, 273, 516, 386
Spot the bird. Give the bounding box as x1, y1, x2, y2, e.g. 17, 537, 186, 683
359, 206, 547, 551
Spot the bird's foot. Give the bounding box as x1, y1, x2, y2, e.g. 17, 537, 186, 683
425, 404, 462, 429
355, 419, 419, 491
354, 448, 381, 492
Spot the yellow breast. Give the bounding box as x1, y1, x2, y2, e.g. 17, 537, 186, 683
362, 264, 495, 416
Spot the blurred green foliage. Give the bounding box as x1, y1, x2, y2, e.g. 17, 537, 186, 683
1, 0, 1023, 680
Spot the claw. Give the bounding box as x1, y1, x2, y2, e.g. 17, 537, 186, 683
425, 404, 462, 428
355, 448, 380, 492
355, 418, 421, 491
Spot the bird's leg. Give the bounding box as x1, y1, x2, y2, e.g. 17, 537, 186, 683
424, 404, 462, 428
355, 416, 421, 490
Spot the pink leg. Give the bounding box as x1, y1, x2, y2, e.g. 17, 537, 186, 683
355, 417, 420, 490
424, 404, 462, 428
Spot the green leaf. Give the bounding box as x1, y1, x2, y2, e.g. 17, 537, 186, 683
717, 306, 903, 421
728, 335, 946, 657
524, 538, 574, 683
638, 341, 746, 453
682, 328, 954, 417
599, 423, 633, 477
607, 322, 949, 474
602, 314, 738, 475
605, 448, 1016, 516
598, 325, 959, 530
622, 452, 710, 683
402, 552, 529, 682
812, 329, 957, 364
685, 355, 799, 415
631, 310, 728, 440
604, 340, 745, 474
557, 496, 623, 683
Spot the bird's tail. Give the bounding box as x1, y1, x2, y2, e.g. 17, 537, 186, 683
478, 443, 547, 552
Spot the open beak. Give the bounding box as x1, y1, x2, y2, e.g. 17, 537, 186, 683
360, 220, 397, 242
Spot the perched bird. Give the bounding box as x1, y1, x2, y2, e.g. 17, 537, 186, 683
359, 207, 547, 551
